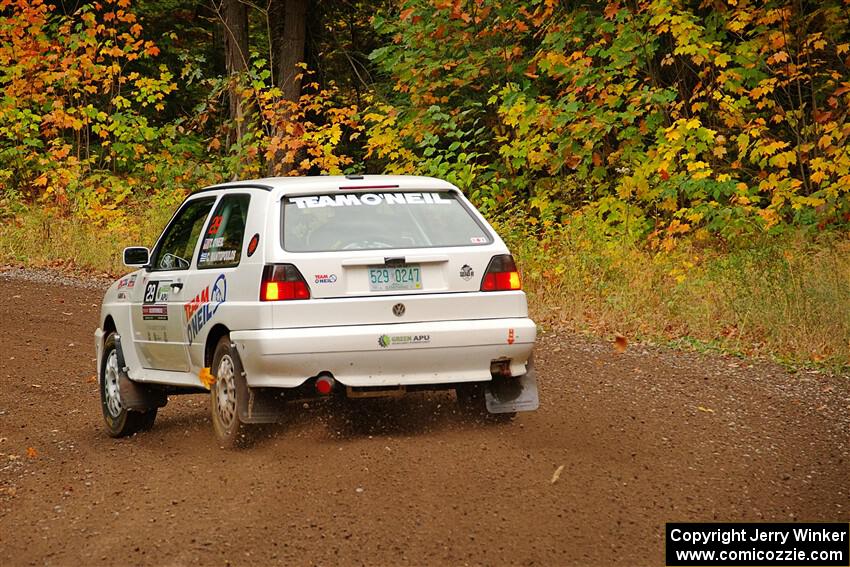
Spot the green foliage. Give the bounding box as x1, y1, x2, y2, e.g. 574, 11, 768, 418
368, 0, 850, 245
0, 0, 223, 223
4, 0, 849, 240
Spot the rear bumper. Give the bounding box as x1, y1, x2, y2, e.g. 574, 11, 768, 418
230, 318, 536, 388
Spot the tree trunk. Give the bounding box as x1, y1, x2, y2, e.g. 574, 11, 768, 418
269, 0, 308, 101
267, 0, 308, 175
221, 0, 249, 145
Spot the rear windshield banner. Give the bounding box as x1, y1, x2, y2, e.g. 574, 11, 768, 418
287, 192, 452, 209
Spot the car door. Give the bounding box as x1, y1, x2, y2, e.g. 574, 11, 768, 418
131, 195, 218, 372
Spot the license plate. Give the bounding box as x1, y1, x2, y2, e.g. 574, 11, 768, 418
368, 264, 422, 291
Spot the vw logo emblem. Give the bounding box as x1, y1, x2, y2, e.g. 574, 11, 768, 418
392, 303, 406, 317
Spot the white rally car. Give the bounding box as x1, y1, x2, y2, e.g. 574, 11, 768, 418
95, 175, 538, 446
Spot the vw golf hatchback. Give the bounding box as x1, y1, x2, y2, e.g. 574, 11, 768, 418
95, 175, 538, 446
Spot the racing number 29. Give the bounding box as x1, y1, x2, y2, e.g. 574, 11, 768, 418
144, 282, 159, 304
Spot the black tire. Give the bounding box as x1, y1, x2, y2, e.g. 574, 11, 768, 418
210, 336, 250, 448
100, 332, 158, 437
455, 382, 515, 423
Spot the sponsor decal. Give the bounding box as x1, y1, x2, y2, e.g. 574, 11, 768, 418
246, 233, 259, 257
470, 236, 487, 244
117, 274, 138, 290
314, 273, 338, 284
203, 236, 225, 250
146, 326, 168, 341
184, 274, 227, 344
288, 192, 452, 209
205, 249, 237, 263
507, 328, 515, 345
459, 264, 474, 280
199, 252, 209, 263
156, 283, 170, 303
117, 292, 128, 301
142, 304, 168, 321
377, 334, 430, 348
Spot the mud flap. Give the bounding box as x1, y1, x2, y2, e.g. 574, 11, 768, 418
213, 341, 283, 424
238, 386, 287, 424
485, 361, 539, 414
114, 335, 167, 411
118, 375, 168, 410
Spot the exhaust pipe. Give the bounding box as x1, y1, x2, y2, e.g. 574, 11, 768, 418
490, 359, 513, 378
315, 373, 335, 395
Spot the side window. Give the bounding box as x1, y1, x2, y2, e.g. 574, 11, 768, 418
151, 197, 216, 271
198, 194, 251, 269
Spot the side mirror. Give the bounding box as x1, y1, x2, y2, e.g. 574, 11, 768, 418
123, 247, 150, 268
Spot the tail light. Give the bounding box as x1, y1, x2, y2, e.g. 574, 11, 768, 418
260, 264, 310, 301
481, 255, 522, 291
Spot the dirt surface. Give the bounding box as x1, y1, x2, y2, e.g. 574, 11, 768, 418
0, 272, 848, 567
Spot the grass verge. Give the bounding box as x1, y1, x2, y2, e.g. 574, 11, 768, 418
496, 212, 850, 371
2, 202, 848, 370
0, 196, 180, 276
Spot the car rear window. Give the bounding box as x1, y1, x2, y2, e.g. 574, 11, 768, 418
282, 191, 492, 252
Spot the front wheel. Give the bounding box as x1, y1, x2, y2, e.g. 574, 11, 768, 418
100, 332, 157, 437
210, 336, 251, 448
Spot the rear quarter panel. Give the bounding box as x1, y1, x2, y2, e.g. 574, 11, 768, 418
184, 189, 275, 371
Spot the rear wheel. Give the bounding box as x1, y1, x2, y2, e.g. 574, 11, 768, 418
210, 336, 250, 448
100, 332, 158, 437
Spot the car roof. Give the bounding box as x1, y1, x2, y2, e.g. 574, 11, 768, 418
196, 175, 457, 196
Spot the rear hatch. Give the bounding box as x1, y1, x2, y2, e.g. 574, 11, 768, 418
271, 189, 527, 327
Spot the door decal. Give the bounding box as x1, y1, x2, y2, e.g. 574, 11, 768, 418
142, 304, 168, 321
184, 274, 227, 345
142, 280, 171, 315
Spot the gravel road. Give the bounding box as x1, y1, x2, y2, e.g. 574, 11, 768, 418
0, 269, 847, 566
